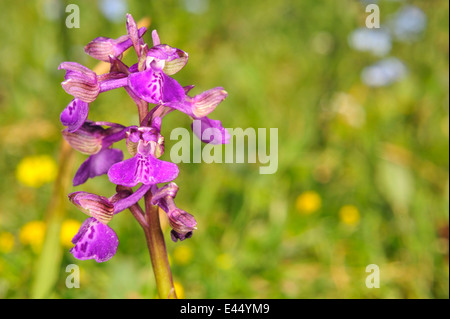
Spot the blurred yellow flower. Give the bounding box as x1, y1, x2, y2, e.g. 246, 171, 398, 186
173, 245, 193, 265
296, 191, 322, 214
174, 281, 185, 299
60, 219, 81, 248
339, 205, 360, 226
216, 253, 233, 270
159, 208, 169, 231
0, 232, 15, 253
19, 220, 46, 253
16, 155, 57, 188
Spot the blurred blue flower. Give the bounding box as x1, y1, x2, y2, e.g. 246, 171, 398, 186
99, 0, 128, 22
358, 0, 379, 5
389, 5, 427, 42
348, 28, 392, 56
361, 57, 408, 87
42, 0, 63, 21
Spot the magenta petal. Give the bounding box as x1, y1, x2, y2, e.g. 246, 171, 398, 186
128, 70, 162, 104
108, 154, 179, 187
161, 73, 185, 103
113, 184, 152, 214
192, 117, 230, 144
60, 99, 89, 133
70, 217, 118, 263
107, 155, 140, 187
147, 155, 180, 185
128, 70, 185, 105
73, 148, 124, 186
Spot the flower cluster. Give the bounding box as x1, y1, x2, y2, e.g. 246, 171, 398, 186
59, 14, 228, 262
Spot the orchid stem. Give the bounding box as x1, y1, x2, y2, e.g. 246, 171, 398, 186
128, 202, 147, 229
143, 192, 177, 299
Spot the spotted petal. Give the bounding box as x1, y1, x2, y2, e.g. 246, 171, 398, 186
108, 153, 179, 187
60, 99, 89, 133
70, 217, 118, 263
128, 69, 184, 105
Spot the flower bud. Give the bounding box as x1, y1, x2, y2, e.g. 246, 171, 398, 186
126, 14, 144, 58
168, 208, 197, 234
166, 203, 197, 243
69, 192, 114, 225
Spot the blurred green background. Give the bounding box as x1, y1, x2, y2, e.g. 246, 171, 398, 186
0, 0, 448, 299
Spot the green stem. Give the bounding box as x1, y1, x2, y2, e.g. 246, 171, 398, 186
30, 139, 75, 298
143, 192, 177, 299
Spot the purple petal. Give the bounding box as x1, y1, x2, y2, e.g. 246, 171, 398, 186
128, 69, 162, 104
191, 87, 228, 118
68, 192, 114, 224
108, 153, 179, 187
59, 63, 99, 102
151, 183, 179, 205
192, 117, 230, 144
84, 27, 147, 62
152, 30, 161, 46
113, 184, 152, 214
58, 62, 97, 83
70, 217, 118, 262
126, 14, 142, 56
60, 99, 89, 133
73, 148, 123, 186
128, 70, 185, 105
161, 73, 185, 103
164, 100, 194, 116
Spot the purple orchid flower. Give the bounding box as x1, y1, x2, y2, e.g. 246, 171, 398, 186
147, 30, 189, 76
127, 60, 186, 105
127, 29, 188, 106
58, 64, 129, 128
108, 125, 179, 187
62, 121, 127, 186
69, 184, 151, 262
59, 13, 229, 269
71, 217, 119, 263
58, 62, 129, 102
151, 183, 197, 242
